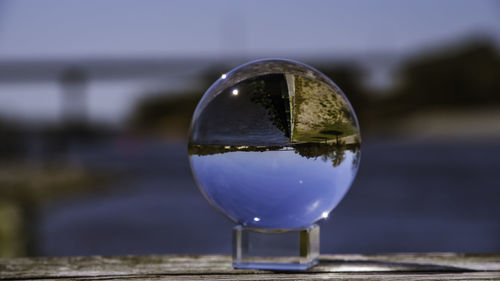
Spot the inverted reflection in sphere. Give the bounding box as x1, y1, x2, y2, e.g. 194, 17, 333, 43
189, 59, 361, 229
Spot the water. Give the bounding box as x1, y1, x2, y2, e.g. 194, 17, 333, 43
189, 144, 360, 229
38, 140, 500, 256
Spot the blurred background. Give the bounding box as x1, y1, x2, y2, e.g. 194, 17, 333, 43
0, 0, 500, 258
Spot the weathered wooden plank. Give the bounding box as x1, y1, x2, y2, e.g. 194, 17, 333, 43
8, 272, 500, 281
350, 253, 500, 271
6, 272, 500, 281
1, 253, 499, 280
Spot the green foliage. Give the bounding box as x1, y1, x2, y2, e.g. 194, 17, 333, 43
292, 75, 360, 143
0, 202, 24, 257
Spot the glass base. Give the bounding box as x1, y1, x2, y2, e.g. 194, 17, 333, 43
232, 224, 319, 271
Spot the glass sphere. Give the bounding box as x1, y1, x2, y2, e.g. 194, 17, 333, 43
188, 59, 361, 229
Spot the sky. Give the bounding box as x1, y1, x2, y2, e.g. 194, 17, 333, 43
0, 0, 499, 124
0, 0, 499, 59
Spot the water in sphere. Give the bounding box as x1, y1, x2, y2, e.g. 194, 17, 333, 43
188, 59, 361, 229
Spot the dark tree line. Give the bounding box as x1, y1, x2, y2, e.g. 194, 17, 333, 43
126, 39, 500, 137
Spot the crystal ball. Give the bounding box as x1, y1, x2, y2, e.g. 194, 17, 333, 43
188, 59, 361, 229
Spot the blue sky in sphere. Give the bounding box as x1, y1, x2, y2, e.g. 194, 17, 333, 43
190, 149, 356, 228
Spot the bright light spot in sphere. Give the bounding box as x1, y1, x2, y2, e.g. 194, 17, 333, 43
221, 73, 227, 79
253, 217, 261, 222
299, 180, 303, 184
232, 89, 239, 96
321, 212, 329, 219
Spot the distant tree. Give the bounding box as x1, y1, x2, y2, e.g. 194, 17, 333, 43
293, 142, 348, 167
330, 146, 346, 167
128, 92, 202, 137
0, 119, 23, 161
394, 40, 500, 109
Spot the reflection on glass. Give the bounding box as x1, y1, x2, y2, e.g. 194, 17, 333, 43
189, 59, 361, 230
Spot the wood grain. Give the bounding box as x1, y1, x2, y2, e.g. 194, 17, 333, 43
1, 253, 499, 280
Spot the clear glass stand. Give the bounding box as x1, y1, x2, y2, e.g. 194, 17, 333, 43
232, 224, 319, 271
